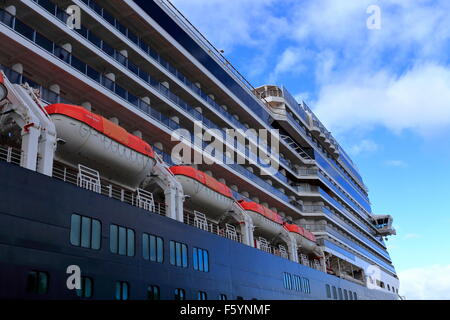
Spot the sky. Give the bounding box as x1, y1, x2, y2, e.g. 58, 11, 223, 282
171, 0, 450, 299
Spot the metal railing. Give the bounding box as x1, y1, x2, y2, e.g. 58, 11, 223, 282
75, 0, 269, 136
295, 184, 320, 193
0, 145, 22, 165
302, 205, 324, 213
183, 210, 243, 243
52, 162, 167, 216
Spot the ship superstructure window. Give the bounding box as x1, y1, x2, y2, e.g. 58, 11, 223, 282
338, 288, 343, 300
70, 214, 101, 250
147, 285, 160, 300
175, 288, 186, 300
343, 289, 348, 300
348, 291, 353, 300
353, 292, 358, 300
193, 248, 209, 272
170, 241, 188, 268
142, 233, 164, 263
326, 284, 331, 298
115, 281, 129, 300
76, 276, 93, 299
110, 224, 135, 257
26, 271, 49, 295
198, 291, 208, 300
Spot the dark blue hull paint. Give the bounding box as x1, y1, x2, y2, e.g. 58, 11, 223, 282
0, 161, 396, 300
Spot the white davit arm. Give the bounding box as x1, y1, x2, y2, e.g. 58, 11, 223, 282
0, 70, 56, 176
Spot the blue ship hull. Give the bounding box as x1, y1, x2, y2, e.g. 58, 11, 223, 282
0, 161, 396, 300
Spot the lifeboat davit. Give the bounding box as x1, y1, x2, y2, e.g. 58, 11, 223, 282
238, 200, 285, 236
46, 104, 155, 188
169, 166, 235, 218
284, 223, 323, 257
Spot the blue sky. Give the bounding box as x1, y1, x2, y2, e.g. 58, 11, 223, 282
172, 0, 450, 299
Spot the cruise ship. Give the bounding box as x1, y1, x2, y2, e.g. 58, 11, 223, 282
0, 0, 399, 300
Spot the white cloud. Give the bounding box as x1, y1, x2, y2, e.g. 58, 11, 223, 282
385, 160, 408, 167
170, 0, 450, 137
399, 265, 450, 300
349, 139, 379, 156
269, 47, 310, 81
312, 63, 450, 136
171, 0, 288, 53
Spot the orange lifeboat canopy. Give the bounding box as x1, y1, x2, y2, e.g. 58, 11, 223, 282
169, 166, 233, 198
238, 200, 284, 225
284, 222, 316, 242
45, 104, 154, 158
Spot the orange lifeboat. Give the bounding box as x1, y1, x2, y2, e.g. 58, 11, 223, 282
284, 223, 322, 256
238, 200, 285, 236
46, 104, 155, 188
169, 166, 235, 218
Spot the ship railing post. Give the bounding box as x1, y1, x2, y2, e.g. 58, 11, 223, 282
287, 235, 299, 263
6, 147, 12, 163
20, 123, 40, 172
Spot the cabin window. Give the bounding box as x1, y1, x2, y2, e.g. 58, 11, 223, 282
70, 214, 101, 250
26, 271, 49, 294
353, 292, 358, 300
338, 288, 343, 300
287, 273, 293, 290
76, 277, 93, 299
198, 291, 207, 300
170, 241, 188, 268
193, 248, 209, 272
147, 285, 160, 300
348, 291, 353, 300
142, 233, 164, 263
110, 224, 135, 257
302, 278, 311, 294
326, 284, 331, 298
175, 288, 186, 300
343, 289, 348, 300
332, 286, 337, 299
115, 281, 129, 300
293, 275, 301, 292
219, 294, 228, 300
